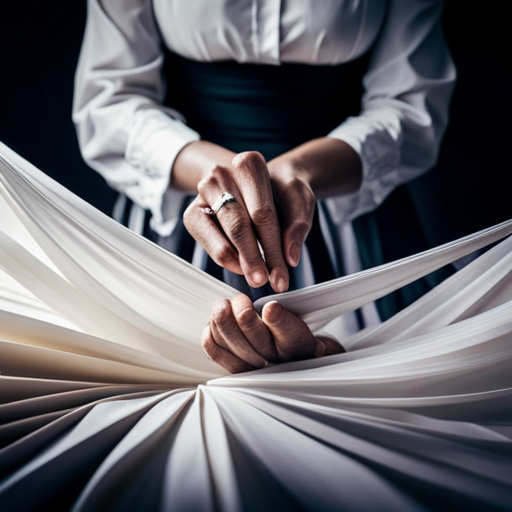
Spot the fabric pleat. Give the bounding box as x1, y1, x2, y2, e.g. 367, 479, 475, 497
1, 141, 512, 511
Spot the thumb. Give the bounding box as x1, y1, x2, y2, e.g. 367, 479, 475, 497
261, 301, 316, 362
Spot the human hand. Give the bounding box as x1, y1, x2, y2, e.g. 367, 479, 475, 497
268, 137, 362, 266
183, 149, 289, 292
202, 293, 344, 373
175, 138, 361, 289
267, 162, 316, 269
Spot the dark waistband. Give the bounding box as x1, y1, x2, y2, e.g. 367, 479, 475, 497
163, 51, 369, 159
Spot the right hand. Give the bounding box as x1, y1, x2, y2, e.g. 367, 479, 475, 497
202, 293, 345, 373
183, 147, 290, 292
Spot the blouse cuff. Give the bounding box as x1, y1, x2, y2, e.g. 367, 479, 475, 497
125, 109, 199, 236
325, 105, 402, 225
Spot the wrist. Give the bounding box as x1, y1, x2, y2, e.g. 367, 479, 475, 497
268, 149, 310, 183
268, 137, 362, 200
171, 140, 237, 193
267, 154, 314, 207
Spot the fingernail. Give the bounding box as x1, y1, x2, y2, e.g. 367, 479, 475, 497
289, 243, 301, 267
270, 269, 288, 293
263, 300, 282, 323
251, 271, 267, 288
277, 275, 288, 293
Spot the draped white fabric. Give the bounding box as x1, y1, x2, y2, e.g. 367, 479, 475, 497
1, 141, 512, 511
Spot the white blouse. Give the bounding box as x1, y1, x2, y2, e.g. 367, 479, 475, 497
73, 0, 455, 238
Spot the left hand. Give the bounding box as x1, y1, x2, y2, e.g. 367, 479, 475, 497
267, 137, 363, 268
202, 293, 344, 373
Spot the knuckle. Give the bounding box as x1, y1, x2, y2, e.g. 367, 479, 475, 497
227, 217, 251, 242
197, 178, 209, 196
292, 218, 312, 236
251, 205, 276, 226
233, 292, 252, 309
236, 308, 257, 330
288, 175, 306, 189
289, 177, 315, 202
215, 244, 235, 267
197, 165, 229, 194
202, 335, 217, 359
210, 163, 229, 179
233, 151, 265, 169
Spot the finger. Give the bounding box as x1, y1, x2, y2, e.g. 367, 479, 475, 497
211, 320, 267, 367
273, 177, 316, 267
201, 325, 254, 373
208, 320, 229, 350
184, 196, 242, 274
231, 293, 278, 362
198, 164, 268, 288
216, 201, 269, 288
232, 152, 289, 292
315, 334, 345, 357
211, 298, 269, 368
261, 301, 317, 362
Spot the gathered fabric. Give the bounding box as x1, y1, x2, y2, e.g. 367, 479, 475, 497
1, 142, 512, 510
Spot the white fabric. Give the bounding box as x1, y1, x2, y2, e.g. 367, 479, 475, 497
73, 0, 455, 236
2, 145, 512, 510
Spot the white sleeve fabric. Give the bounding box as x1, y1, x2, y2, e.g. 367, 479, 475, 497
72, 0, 200, 237
326, 0, 456, 225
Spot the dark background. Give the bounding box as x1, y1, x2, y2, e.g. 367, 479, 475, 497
0, 1, 511, 243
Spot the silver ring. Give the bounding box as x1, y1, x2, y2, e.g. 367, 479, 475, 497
199, 193, 237, 216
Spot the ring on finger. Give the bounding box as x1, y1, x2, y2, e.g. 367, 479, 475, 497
199, 192, 237, 216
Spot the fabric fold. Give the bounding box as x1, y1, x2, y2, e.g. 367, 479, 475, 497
1, 141, 511, 511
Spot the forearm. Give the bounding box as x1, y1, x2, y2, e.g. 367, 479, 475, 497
172, 137, 361, 198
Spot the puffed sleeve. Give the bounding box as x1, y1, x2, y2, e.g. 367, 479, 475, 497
325, 0, 456, 225
72, 0, 200, 236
